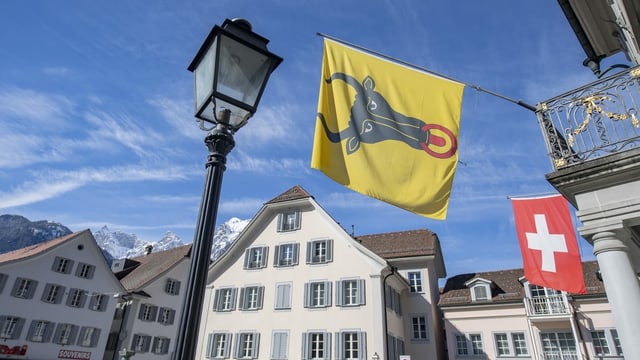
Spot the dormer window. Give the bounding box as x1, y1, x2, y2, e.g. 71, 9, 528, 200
277, 210, 300, 232
465, 278, 492, 302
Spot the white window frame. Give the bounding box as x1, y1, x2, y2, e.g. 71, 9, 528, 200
214, 288, 237, 312
12, 277, 37, 299
165, 278, 181, 295
244, 246, 268, 269
239, 286, 264, 311
455, 333, 484, 356
75, 263, 95, 279
306, 239, 333, 264
53, 256, 74, 274
67, 288, 87, 308
407, 271, 423, 293
336, 331, 366, 360
235, 332, 260, 359
42, 283, 65, 304
278, 210, 301, 232
540, 331, 577, 359
206, 332, 232, 359
304, 281, 332, 308
336, 279, 365, 307
302, 331, 331, 360
411, 315, 428, 340
274, 243, 299, 267
493, 331, 529, 356
590, 328, 622, 356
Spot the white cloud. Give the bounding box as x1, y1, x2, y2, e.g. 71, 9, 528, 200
227, 151, 309, 176
148, 97, 203, 140
0, 87, 74, 127
219, 197, 265, 214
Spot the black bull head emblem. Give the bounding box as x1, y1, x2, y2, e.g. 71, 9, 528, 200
317, 72, 457, 159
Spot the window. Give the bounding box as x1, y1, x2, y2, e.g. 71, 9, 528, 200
165, 278, 181, 295
494, 332, 529, 356
27, 320, 54, 342
455, 334, 468, 355
138, 304, 158, 321
244, 246, 268, 269
274, 283, 291, 310
302, 332, 330, 360
235, 332, 260, 359
590, 329, 623, 356
0, 273, 7, 294
67, 288, 87, 308
472, 285, 489, 301
408, 271, 423, 293
412, 316, 428, 340
306, 239, 333, 264
11, 277, 37, 299
455, 333, 484, 356
271, 331, 289, 360
152, 337, 171, 354
385, 286, 402, 315
206, 332, 232, 358
158, 307, 176, 325
41, 283, 65, 304
53, 323, 78, 345
337, 331, 366, 360
131, 334, 152, 353
0, 316, 25, 339
336, 279, 365, 306
470, 334, 484, 355
52, 256, 74, 274
213, 288, 237, 312
78, 327, 100, 347
239, 286, 264, 311
89, 293, 109, 311
304, 281, 331, 308
277, 210, 300, 232
75, 263, 95, 279
274, 243, 299, 267
540, 332, 577, 359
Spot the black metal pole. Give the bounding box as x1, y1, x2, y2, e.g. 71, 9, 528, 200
172, 120, 235, 360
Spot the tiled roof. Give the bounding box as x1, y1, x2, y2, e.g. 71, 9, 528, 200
118, 244, 192, 292
357, 229, 439, 259
265, 185, 312, 204
0, 230, 88, 263
439, 261, 604, 306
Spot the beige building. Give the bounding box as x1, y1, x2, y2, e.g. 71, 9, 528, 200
194, 185, 447, 360
439, 261, 622, 359
0, 230, 125, 360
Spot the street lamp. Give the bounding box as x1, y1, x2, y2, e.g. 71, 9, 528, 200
172, 18, 282, 360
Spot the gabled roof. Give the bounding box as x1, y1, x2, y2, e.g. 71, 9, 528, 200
0, 230, 90, 263
439, 261, 604, 307
265, 185, 312, 204
117, 244, 192, 292
356, 229, 440, 259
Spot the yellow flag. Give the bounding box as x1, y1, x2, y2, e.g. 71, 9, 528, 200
311, 39, 464, 219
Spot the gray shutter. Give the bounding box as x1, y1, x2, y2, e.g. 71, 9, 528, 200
130, 334, 139, 351
206, 333, 214, 357
243, 249, 251, 269
257, 286, 264, 309
335, 332, 342, 360
239, 288, 246, 310
234, 333, 241, 358
55, 285, 65, 304
277, 213, 283, 232
138, 305, 145, 320
292, 243, 300, 265
261, 247, 269, 268
26, 320, 37, 340
325, 332, 332, 360
68, 325, 79, 345
174, 281, 181, 295
52, 324, 63, 344
41, 284, 52, 302
0, 273, 7, 294
294, 211, 301, 229
326, 240, 333, 262
27, 280, 38, 299
336, 281, 343, 306
213, 289, 221, 311
43, 321, 55, 343
231, 288, 238, 311
301, 332, 309, 360
272, 332, 287, 359
359, 332, 367, 360
99, 294, 109, 311
150, 306, 159, 321
162, 338, 170, 354
273, 246, 280, 266
91, 328, 101, 347
168, 309, 176, 325
251, 332, 260, 359
357, 279, 366, 305
305, 242, 312, 264
11, 318, 25, 339
225, 333, 232, 358
11, 279, 22, 297
143, 335, 152, 352
51, 257, 61, 272
303, 283, 310, 308
325, 282, 332, 307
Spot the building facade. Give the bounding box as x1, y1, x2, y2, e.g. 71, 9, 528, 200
0, 230, 125, 360
440, 261, 622, 359
194, 185, 447, 360
107, 244, 192, 360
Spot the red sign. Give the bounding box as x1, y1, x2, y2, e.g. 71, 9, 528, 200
0, 344, 27, 355
58, 349, 91, 359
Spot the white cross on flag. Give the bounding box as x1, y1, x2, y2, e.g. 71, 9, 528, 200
511, 194, 586, 294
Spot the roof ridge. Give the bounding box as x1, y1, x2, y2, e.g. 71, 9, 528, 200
265, 185, 312, 204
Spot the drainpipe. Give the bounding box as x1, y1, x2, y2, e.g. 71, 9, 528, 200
568, 296, 588, 360
382, 266, 397, 359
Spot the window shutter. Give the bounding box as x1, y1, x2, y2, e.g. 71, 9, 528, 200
43, 321, 55, 342
261, 247, 269, 268
301, 332, 309, 360
213, 289, 221, 311
303, 283, 310, 308
305, 242, 312, 264
243, 249, 250, 269
335, 281, 343, 306
272, 332, 288, 359
277, 213, 283, 232
174, 280, 181, 295
10, 318, 25, 339
225, 333, 232, 358
357, 279, 366, 305
325, 281, 332, 307
26, 320, 37, 340
231, 288, 238, 311
251, 332, 260, 359
335, 332, 342, 360
41, 284, 52, 302
0, 273, 7, 294
239, 288, 247, 310
55, 286, 65, 304
294, 211, 301, 229
138, 305, 145, 320
257, 286, 265, 309
326, 240, 333, 262
168, 309, 175, 325
99, 294, 109, 311
143, 335, 152, 353
292, 243, 300, 265
51, 257, 61, 272
91, 328, 101, 347
273, 246, 281, 266
206, 333, 214, 358
359, 332, 367, 360
233, 333, 241, 358
68, 325, 79, 345
27, 280, 38, 299
325, 332, 332, 360
150, 306, 159, 321
162, 338, 170, 354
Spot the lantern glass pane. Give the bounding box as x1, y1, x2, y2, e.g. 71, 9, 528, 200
193, 38, 217, 117
216, 35, 272, 109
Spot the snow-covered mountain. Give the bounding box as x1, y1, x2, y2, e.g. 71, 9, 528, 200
0, 215, 73, 254
92, 217, 250, 261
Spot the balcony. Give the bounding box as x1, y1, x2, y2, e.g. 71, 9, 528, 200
541, 350, 579, 360
536, 66, 640, 170
523, 295, 570, 317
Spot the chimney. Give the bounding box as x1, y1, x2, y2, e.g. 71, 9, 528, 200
144, 244, 153, 255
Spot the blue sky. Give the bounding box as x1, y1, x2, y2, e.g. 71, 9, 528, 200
0, 1, 617, 278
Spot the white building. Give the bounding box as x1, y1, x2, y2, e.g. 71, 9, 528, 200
0, 230, 125, 360
194, 185, 447, 360
107, 243, 191, 360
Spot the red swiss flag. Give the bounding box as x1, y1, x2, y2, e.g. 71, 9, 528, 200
511, 194, 586, 294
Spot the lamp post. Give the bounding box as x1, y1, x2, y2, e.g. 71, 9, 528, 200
172, 18, 282, 360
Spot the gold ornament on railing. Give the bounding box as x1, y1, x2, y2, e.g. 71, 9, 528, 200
567, 95, 638, 146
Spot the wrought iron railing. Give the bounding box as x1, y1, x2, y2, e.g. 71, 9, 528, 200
523, 295, 570, 316
541, 350, 579, 360
536, 66, 640, 170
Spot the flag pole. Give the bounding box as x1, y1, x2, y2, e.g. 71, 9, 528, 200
317, 33, 537, 113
